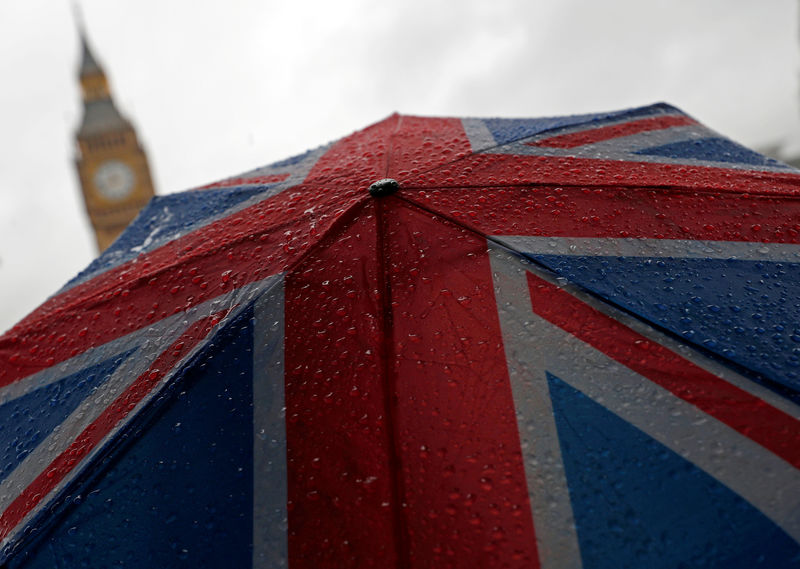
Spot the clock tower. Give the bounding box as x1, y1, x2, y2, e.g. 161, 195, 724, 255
74, 28, 156, 252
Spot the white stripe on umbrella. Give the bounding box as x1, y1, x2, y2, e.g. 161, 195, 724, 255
252, 276, 288, 568
497, 235, 800, 263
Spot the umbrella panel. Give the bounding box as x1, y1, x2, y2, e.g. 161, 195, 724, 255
3, 104, 800, 567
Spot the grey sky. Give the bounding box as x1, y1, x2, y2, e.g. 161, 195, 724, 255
0, 0, 797, 333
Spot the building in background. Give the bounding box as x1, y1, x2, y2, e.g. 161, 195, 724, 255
758, 0, 800, 168
74, 27, 156, 253
760, 132, 800, 169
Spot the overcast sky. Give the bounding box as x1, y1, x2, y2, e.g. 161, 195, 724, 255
1, 0, 798, 333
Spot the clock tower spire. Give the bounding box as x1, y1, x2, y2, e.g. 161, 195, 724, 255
74, 24, 156, 252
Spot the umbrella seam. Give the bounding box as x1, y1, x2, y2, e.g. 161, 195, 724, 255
374, 196, 412, 568
385, 115, 404, 178
398, 181, 800, 198
274, 170, 800, 198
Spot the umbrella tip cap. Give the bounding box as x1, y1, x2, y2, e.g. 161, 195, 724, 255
368, 178, 399, 197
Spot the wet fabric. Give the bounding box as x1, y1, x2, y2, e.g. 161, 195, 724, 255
1, 103, 800, 568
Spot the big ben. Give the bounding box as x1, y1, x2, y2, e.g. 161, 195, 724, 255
74, 27, 156, 252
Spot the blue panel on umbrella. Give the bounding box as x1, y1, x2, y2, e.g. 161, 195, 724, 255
0, 350, 132, 484
635, 137, 785, 167
269, 146, 319, 168
485, 103, 679, 145
547, 372, 800, 568
8, 309, 256, 568
114, 186, 265, 247
531, 254, 800, 392
67, 187, 264, 287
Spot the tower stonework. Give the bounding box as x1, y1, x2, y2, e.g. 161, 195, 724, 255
74, 29, 156, 253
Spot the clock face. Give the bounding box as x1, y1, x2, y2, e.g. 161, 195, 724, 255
93, 160, 135, 201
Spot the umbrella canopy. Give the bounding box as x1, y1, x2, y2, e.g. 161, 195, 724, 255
1, 103, 800, 568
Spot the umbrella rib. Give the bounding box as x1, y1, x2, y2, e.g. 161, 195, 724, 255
385, 114, 403, 178
400, 179, 800, 197
373, 196, 412, 568
373, 119, 413, 567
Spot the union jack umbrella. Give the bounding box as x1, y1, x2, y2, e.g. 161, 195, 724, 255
1, 103, 800, 568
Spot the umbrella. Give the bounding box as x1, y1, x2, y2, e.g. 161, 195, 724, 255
1, 103, 799, 568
